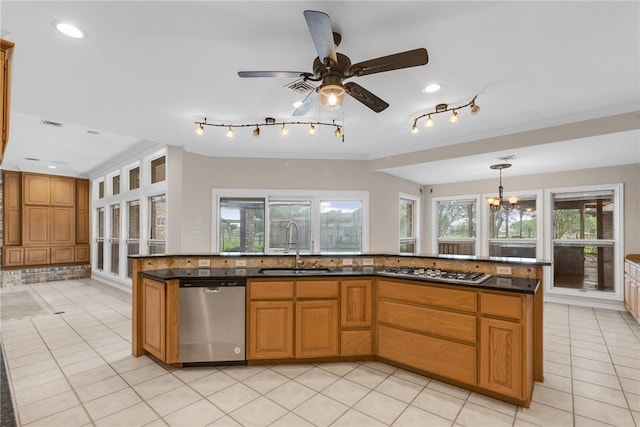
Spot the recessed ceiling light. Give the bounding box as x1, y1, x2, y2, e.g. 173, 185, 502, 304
53, 21, 84, 39
48, 165, 57, 169
424, 83, 441, 93
293, 101, 303, 108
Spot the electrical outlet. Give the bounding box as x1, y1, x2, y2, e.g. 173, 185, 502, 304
198, 259, 210, 267
343, 258, 353, 266
363, 258, 374, 266
496, 266, 512, 275
235, 259, 246, 267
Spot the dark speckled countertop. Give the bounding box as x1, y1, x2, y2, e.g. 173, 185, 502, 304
140, 267, 539, 294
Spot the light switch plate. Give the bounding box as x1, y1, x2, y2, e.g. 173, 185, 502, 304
198, 259, 210, 267
343, 258, 353, 266
496, 266, 512, 275
235, 259, 246, 267
363, 258, 374, 266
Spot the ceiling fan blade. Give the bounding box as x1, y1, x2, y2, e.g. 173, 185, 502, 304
293, 90, 318, 117
303, 10, 338, 66
344, 82, 389, 113
238, 71, 308, 78
350, 48, 428, 77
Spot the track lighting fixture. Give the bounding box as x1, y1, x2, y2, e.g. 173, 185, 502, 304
412, 95, 479, 133
486, 163, 519, 211
193, 117, 344, 140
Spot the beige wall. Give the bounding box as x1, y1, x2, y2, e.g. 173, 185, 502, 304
173, 150, 422, 253
424, 163, 640, 256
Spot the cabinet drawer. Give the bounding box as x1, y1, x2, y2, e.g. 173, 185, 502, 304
296, 280, 339, 298
378, 299, 477, 343
3, 247, 23, 267
51, 247, 74, 264
378, 279, 477, 313
377, 324, 476, 385
249, 280, 294, 300
481, 293, 523, 320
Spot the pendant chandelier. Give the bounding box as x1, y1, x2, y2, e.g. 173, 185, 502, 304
486, 163, 519, 211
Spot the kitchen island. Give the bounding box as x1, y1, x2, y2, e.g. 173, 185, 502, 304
130, 254, 547, 407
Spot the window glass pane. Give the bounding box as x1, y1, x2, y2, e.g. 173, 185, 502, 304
552, 189, 616, 292
97, 208, 105, 238
220, 198, 265, 253
150, 195, 166, 240
320, 201, 361, 253
98, 181, 104, 199
437, 199, 476, 255
151, 156, 166, 184
97, 241, 104, 270
400, 198, 416, 254
488, 196, 537, 258
112, 175, 120, 196
110, 242, 120, 274
111, 204, 120, 239
129, 167, 140, 190
269, 200, 311, 252
96, 207, 104, 270
127, 200, 140, 278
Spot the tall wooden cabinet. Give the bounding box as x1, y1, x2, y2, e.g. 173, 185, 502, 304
0, 39, 14, 164
2, 171, 90, 267
625, 255, 640, 324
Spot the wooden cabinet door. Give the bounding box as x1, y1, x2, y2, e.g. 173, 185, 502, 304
23, 174, 50, 205
248, 301, 294, 360
3, 171, 21, 245
23, 206, 49, 245
341, 279, 373, 328
480, 317, 523, 398
50, 177, 74, 206
51, 247, 74, 264
75, 179, 90, 243
295, 300, 339, 359
3, 247, 23, 267
142, 278, 166, 360
24, 247, 49, 265
50, 207, 75, 245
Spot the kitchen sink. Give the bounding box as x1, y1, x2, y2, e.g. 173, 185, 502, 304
258, 267, 331, 275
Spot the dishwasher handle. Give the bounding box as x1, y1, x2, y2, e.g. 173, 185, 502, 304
179, 279, 246, 288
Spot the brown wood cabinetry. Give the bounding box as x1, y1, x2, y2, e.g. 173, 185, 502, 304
340, 279, 373, 356
141, 278, 179, 364
247, 278, 340, 360
625, 256, 640, 323
1, 39, 14, 163
2, 171, 89, 267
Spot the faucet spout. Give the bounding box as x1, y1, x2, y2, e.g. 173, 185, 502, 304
285, 219, 303, 269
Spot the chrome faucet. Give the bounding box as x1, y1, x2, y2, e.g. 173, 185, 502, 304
285, 219, 303, 269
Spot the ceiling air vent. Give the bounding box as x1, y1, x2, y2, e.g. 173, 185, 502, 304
40, 119, 63, 128
285, 78, 316, 94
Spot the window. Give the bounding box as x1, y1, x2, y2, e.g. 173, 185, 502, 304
551, 188, 619, 294
112, 175, 120, 196
96, 207, 104, 270
488, 195, 538, 258
151, 156, 166, 184
436, 197, 477, 255
110, 203, 120, 274
269, 200, 311, 252
215, 190, 368, 254
126, 200, 140, 277
220, 198, 265, 253
129, 166, 140, 190
98, 181, 104, 199
149, 194, 166, 254
320, 201, 362, 253
400, 196, 418, 254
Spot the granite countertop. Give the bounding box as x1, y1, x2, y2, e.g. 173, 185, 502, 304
140, 267, 539, 294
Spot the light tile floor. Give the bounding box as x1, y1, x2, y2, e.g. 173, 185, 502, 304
1, 278, 639, 427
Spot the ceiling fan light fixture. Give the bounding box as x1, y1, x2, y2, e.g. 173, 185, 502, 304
319, 83, 346, 110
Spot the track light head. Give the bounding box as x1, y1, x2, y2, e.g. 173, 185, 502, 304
225, 126, 234, 138
308, 124, 316, 136
449, 110, 458, 124
252, 126, 260, 137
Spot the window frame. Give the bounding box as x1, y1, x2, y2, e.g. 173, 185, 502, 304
431, 194, 480, 256
212, 189, 369, 255
399, 193, 420, 254
544, 183, 624, 301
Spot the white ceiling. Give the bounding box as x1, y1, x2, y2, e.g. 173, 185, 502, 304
1, 1, 639, 184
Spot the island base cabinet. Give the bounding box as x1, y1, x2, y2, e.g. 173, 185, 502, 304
142, 278, 166, 360
377, 324, 476, 385
248, 301, 294, 360
340, 330, 372, 356
480, 318, 523, 398
295, 300, 339, 358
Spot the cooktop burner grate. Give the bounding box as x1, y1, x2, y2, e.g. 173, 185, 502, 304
378, 267, 491, 284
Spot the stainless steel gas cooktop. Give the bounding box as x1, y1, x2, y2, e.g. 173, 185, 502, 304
378, 267, 491, 285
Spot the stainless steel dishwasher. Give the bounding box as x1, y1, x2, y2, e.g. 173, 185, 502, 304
179, 278, 246, 364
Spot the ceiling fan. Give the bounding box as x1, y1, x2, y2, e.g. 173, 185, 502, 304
238, 10, 429, 116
